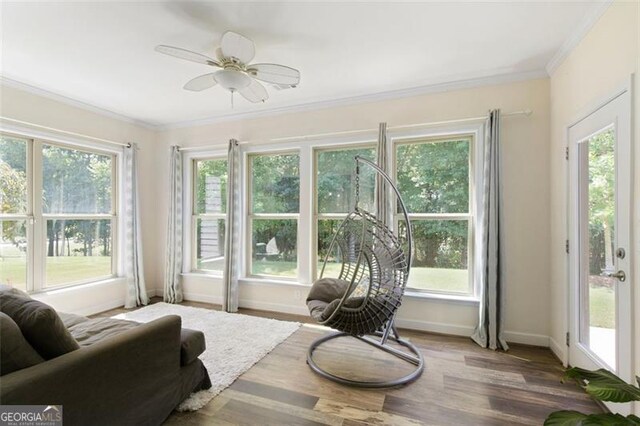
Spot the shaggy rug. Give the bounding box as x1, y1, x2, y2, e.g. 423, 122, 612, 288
113, 302, 301, 411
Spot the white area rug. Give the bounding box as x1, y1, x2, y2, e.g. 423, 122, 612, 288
113, 302, 301, 411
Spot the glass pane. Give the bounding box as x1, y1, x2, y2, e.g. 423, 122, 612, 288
0, 136, 28, 214
251, 153, 299, 214
0, 220, 27, 290
396, 139, 470, 214
45, 219, 112, 287
317, 219, 344, 278
42, 144, 112, 214
196, 218, 225, 272
251, 219, 297, 277
581, 128, 616, 369
195, 159, 227, 214
317, 147, 376, 213
399, 220, 469, 294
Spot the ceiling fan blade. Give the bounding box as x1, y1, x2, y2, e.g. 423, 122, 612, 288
220, 31, 255, 64
247, 63, 300, 86
237, 79, 268, 103
184, 73, 218, 91
155, 45, 220, 67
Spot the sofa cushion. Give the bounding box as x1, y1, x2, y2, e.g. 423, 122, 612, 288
0, 288, 80, 360
180, 328, 206, 366
59, 312, 90, 329
66, 317, 140, 347
0, 312, 45, 375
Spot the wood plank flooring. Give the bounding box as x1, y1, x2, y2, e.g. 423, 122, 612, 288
96, 298, 601, 425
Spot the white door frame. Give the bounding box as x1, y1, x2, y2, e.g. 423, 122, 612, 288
567, 80, 634, 413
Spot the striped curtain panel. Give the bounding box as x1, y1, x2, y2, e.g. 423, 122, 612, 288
222, 139, 240, 312
123, 143, 149, 308
164, 145, 184, 304
472, 109, 509, 351
376, 122, 389, 226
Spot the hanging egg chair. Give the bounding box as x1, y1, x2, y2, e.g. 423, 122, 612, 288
306, 156, 424, 387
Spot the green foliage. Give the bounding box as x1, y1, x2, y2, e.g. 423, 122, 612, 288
545, 368, 640, 426
545, 411, 640, 426
317, 148, 376, 213
251, 153, 299, 214
564, 368, 640, 403
1, 136, 113, 258
586, 130, 615, 275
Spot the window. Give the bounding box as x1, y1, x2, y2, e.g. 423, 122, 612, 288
0, 136, 28, 290
0, 134, 118, 291
395, 135, 474, 295
192, 158, 227, 273
314, 145, 376, 278
248, 152, 299, 278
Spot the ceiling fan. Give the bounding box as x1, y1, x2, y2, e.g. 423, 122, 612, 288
155, 31, 300, 105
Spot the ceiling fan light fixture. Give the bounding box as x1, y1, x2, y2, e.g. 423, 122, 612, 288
214, 69, 252, 91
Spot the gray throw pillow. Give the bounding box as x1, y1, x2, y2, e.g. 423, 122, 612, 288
0, 312, 44, 375
0, 289, 80, 360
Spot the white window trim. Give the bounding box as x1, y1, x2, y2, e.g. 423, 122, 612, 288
181, 148, 227, 276
0, 131, 122, 293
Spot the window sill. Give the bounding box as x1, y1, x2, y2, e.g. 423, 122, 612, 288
239, 277, 311, 288
182, 271, 223, 279
29, 276, 124, 296
404, 290, 479, 305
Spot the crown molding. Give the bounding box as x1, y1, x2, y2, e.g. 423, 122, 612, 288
0, 75, 159, 130
545, 0, 613, 76
160, 68, 548, 130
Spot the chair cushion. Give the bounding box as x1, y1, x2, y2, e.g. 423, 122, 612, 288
307, 278, 366, 322
0, 312, 45, 375
180, 328, 206, 366
0, 287, 80, 360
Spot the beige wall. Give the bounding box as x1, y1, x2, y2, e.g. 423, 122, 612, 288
548, 0, 639, 397
0, 84, 160, 313
159, 78, 552, 344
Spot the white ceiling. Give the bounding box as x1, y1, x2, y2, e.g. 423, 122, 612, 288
1, 1, 605, 127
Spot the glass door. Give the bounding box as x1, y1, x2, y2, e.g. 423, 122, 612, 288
568, 88, 632, 414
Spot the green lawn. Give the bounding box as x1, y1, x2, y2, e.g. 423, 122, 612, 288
251, 259, 469, 293
0, 256, 111, 289
589, 283, 615, 329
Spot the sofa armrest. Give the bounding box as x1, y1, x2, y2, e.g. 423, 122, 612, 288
1, 315, 183, 426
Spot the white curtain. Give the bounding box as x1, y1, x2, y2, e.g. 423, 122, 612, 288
123, 143, 149, 308
472, 109, 509, 350
223, 139, 240, 312
164, 145, 183, 304
376, 122, 389, 225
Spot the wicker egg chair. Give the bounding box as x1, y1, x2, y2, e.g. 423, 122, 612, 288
306, 156, 424, 387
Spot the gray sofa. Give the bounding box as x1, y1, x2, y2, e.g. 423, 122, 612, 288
0, 286, 211, 426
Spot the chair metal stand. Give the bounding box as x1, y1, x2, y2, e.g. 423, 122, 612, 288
306, 320, 425, 388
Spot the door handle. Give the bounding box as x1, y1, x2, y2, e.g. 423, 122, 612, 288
602, 270, 626, 282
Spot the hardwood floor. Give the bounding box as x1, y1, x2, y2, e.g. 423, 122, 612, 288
97, 298, 601, 425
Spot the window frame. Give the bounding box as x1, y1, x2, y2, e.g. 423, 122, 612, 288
0, 132, 120, 292
190, 155, 228, 275
390, 126, 483, 299
246, 149, 301, 281
312, 142, 377, 280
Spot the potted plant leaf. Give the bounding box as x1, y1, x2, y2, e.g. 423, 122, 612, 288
544, 367, 640, 425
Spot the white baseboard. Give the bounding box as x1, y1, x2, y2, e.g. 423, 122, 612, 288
549, 336, 568, 365
503, 330, 550, 347
73, 298, 126, 317
394, 317, 475, 337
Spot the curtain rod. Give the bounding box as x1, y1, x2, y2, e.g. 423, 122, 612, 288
178, 109, 532, 152
0, 116, 131, 148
